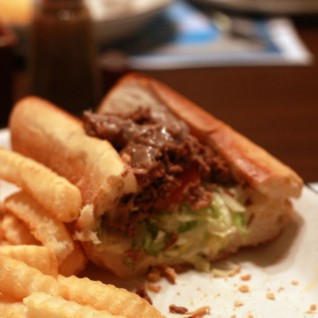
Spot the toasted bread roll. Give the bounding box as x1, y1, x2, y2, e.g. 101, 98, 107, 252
9, 74, 303, 278
99, 73, 302, 199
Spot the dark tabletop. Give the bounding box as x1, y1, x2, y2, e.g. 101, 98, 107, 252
143, 17, 318, 183
4, 15, 318, 183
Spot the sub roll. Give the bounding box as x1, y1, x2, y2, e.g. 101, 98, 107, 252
9, 74, 303, 277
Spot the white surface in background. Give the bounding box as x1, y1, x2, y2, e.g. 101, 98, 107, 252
85, 0, 172, 21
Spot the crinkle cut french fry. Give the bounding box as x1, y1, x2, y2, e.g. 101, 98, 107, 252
59, 242, 87, 277
0, 305, 27, 318
24, 292, 126, 318
0, 292, 19, 305
0, 254, 63, 300
58, 276, 164, 318
1, 213, 39, 245
0, 294, 27, 318
0, 245, 58, 276
0, 214, 3, 241
4, 191, 74, 264
0, 147, 82, 223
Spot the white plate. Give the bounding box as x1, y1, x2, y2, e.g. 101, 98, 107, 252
1, 128, 318, 317
191, 0, 318, 14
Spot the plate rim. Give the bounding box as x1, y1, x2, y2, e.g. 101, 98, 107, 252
191, 0, 318, 14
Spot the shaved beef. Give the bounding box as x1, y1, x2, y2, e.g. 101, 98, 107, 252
83, 108, 234, 235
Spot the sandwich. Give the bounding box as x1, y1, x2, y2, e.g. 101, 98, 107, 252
9, 73, 303, 278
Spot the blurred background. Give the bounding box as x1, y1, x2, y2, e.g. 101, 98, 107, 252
0, 0, 317, 182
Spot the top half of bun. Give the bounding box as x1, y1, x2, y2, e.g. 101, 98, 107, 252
98, 73, 303, 200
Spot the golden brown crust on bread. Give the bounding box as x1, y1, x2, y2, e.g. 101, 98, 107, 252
91, 73, 304, 277
99, 73, 303, 199
9, 74, 304, 278
9, 97, 138, 218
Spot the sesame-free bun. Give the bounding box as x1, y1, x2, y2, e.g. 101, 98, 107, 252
9, 75, 303, 277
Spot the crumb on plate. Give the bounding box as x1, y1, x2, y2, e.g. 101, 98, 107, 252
169, 304, 188, 314
240, 274, 251, 281
234, 300, 244, 307
266, 292, 275, 300
238, 285, 250, 293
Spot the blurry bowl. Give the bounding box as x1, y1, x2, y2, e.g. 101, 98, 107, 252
90, 0, 174, 44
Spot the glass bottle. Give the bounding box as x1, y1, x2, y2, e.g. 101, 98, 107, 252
29, 0, 100, 114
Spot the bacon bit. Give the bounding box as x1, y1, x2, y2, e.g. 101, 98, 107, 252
135, 285, 152, 304
147, 283, 161, 293
163, 266, 177, 284
169, 304, 188, 314
240, 274, 251, 281
238, 285, 250, 293
266, 292, 275, 300
234, 300, 244, 307
186, 306, 211, 318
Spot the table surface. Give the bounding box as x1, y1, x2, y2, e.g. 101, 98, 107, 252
6, 15, 318, 183
143, 16, 318, 183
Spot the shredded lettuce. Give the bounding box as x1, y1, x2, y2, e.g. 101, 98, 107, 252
132, 187, 248, 271
96, 187, 248, 271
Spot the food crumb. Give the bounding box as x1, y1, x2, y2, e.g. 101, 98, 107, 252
163, 266, 177, 284
291, 280, 299, 286
277, 287, 284, 293
230, 315, 237, 318
306, 304, 317, 314
186, 306, 211, 318
147, 283, 161, 293
169, 304, 188, 314
147, 265, 178, 284
229, 267, 241, 277
147, 268, 162, 282
234, 300, 244, 307
266, 292, 275, 300
240, 274, 252, 281
211, 265, 241, 278
238, 285, 250, 293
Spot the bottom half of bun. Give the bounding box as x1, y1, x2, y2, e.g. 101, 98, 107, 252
76, 190, 296, 278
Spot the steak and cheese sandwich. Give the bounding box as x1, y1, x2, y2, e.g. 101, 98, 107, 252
9, 73, 303, 277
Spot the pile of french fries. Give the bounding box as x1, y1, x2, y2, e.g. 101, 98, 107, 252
0, 147, 164, 318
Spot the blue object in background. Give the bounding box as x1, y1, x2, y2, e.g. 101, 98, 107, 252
164, 0, 219, 44
105, 0, 311, 69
